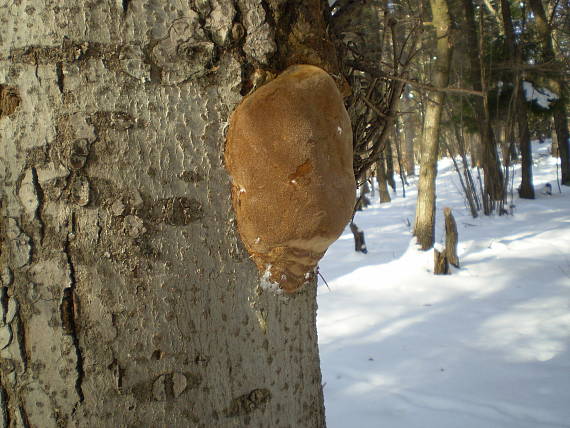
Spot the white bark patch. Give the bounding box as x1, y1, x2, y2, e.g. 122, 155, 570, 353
0, 268, 13, 287
152, 374, 167, 401
22, 385, 58, 428
0, 325, 12, 350
206, 0, 236, 46
35, 163, 70, 184
242, 5, 276, 64
123, 215, 146, 238
110, 199, 126, 216
119, 45, 151, 82
259, 266, 282, 294
172, 372, 187, 398
6, 218, 31, 268
5, 298, 18, 325
152, 14, 215, 84
29, 259, 72, 299
18, 169, 39, 217
70, 175, 90, 207
69, 113, 96, 143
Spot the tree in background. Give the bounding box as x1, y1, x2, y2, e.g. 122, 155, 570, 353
463, 0, 506, 206
529, 0, 570, 185
499, 0, 535, 199
414, 0, 454, 250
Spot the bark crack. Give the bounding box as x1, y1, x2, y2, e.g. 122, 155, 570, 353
230, 1, 253, 95
55, 62, 64, 93
14, 312, 29, 370
34, 52, 41, 84
61, 233, 85, 406
18, 405, 31, 428
0, 382, 10, 428
142, 41, 162, 84
30, 167, 45, 244
0, 287, 8, 325
121, 0, 130, 15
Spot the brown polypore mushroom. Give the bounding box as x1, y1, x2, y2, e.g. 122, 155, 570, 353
225, 64, 355, 293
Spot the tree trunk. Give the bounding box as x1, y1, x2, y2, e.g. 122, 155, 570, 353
394, 117, 409, 196
414, 0, 453, 250
529, 0, 570, 185
0, 1, 336, 426
376, 157, 392, 204
434, 249, 449, 274
551, 116, 559, 156
385, 140, 396, 192
515, 87, 535, 199
500, 0, 535, 199
404, 108, 417, 177
444, 207, 459, 267
462, 0, 504, 203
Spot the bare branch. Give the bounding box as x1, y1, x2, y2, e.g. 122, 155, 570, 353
382, 74, 485, 96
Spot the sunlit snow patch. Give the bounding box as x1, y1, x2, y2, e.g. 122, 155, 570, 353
522, 81, 558, 110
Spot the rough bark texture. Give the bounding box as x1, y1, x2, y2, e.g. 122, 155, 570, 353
414, 0, 453, 250
433, 249, 449, 274
0, 1, 336, 427
444, 207, 459, 267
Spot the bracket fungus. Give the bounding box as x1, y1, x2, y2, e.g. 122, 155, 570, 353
225, 64, 355, 293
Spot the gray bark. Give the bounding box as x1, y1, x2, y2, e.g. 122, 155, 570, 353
0, 1, 332, 427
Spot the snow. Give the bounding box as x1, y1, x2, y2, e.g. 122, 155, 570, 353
522, 81, 559, 110
317, 140, 570, 428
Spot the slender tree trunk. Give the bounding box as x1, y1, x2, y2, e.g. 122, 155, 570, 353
0, 1, 336, 426
551, 116, 559, 156
414, 0, 453, 250
529, 0, 570, 185
377, 158, 392, 203
394, 117, 409, 195
515, 85, 535, 198
462, 0, 504, 203
404, 110, 417, 177
385, 140, 396, 192
469, 133, 482, 168
500, 0, 535, 199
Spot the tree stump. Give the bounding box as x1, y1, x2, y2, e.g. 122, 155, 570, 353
350, 222, 368, 254
434, 248, 449, 274
444, 207, 459, 267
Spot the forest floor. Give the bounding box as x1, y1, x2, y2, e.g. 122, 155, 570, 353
317, 140, 570, 428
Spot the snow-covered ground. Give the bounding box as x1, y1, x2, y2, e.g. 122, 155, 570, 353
317, 141, 570, 428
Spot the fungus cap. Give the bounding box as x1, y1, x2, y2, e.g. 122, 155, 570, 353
225, 64, 355, 292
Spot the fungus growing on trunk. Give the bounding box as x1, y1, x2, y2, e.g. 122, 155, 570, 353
225, 65, 355, 293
